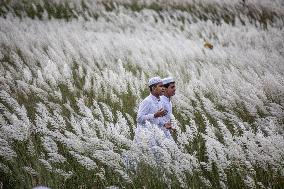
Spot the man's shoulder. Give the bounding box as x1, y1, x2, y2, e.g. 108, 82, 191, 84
140, 95, 152, 104
160, 95, 168, 102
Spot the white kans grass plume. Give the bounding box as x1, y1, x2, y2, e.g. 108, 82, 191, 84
0, 91, 31, 141
0, 138, 17, 161
69, 151, 97, 171
0, 0, 284, 188
23, 166, 38, 177
39, 158, 53, 172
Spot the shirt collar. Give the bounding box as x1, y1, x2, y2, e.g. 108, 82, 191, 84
150, 94, 160, 101
162, 95, 170, 102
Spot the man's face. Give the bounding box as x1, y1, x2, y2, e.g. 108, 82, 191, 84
165, 83, 176, 97
153, 82, 164, 96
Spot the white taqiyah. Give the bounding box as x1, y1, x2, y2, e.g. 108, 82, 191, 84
162, 77, 175, 85
148, 77, 162, 86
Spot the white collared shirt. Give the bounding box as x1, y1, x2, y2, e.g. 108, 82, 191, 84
137, 94, 163, 126
160, 95, 173, 126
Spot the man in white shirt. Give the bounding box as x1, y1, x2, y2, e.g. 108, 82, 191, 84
160, 77, 176, 139
135, 76, 168, 145
137, 76, 167, 126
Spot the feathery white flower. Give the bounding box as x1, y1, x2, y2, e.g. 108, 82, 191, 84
69, 151, 97, 170
0, 139, 17, 160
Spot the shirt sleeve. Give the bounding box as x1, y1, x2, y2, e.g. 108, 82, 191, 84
159, 117, 167, 127
158, 101, 168, 127
137, 99, 155, 125
170, 114, 176, 129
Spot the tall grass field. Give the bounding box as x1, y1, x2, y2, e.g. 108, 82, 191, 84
0, 0, 284, 188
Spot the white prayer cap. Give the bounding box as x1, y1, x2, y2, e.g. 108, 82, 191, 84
162, 77, 175, 85
148, 76, 162, 86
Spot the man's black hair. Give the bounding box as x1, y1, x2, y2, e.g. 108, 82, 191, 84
164, 82, 175, 88
149, 83, 158, 91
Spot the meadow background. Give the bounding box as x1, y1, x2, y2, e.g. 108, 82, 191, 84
0, 0, 284, 188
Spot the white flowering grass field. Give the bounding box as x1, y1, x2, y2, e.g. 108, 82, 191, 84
0, 0, 284, 188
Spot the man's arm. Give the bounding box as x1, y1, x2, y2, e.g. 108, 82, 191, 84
137, 100, 166, 125
137, 100, 154, 124
159, 100, 172, 129
170, 114, 177, 131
